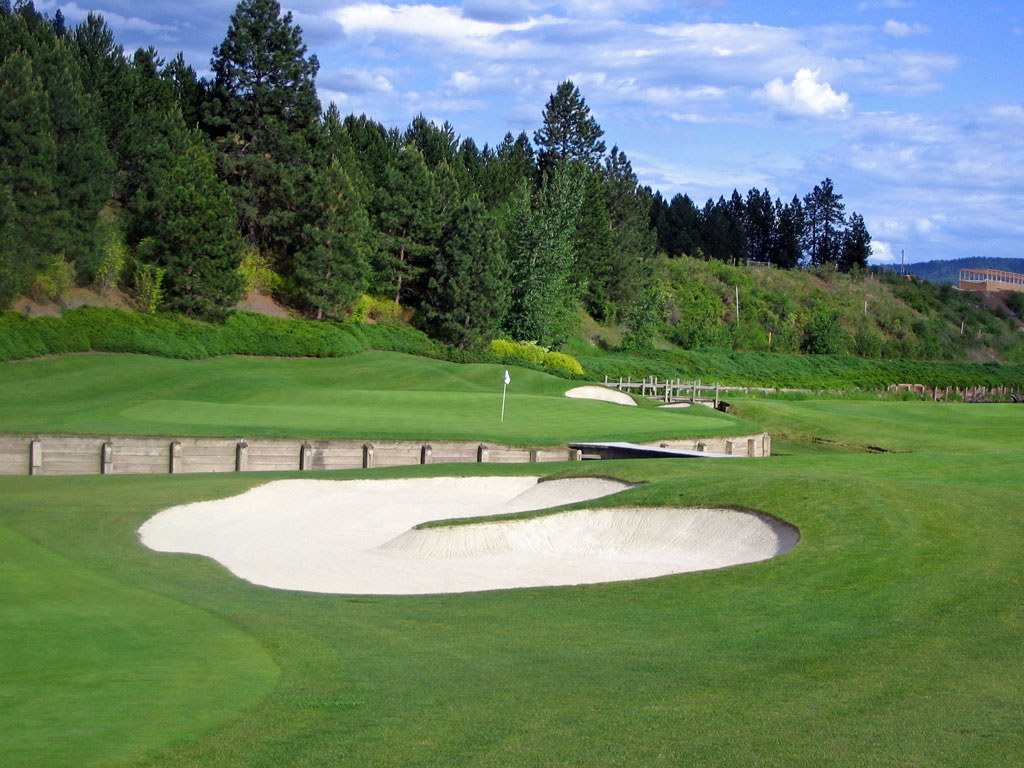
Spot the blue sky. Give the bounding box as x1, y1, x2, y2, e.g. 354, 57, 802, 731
42, 1, 1024, 263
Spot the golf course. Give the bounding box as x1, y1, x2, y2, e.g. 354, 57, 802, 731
1, 351, 1021, 766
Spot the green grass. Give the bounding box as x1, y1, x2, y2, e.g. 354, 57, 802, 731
1, 361, 1021, 766
0, 352, 757, 444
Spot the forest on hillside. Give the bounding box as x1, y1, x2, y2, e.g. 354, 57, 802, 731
0, 0, 881, 354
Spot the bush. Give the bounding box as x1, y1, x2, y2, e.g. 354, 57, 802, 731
238, 250, 283, 296
0, 307, 439, 363
488, 339, 585, 377
28, 254, 76, 303
351, 294, 405, 324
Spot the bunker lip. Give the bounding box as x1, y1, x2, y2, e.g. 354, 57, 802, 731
138, 476, 798, 595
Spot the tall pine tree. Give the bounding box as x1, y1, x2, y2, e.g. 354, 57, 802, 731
534, 80, 605, 172
422, 195, 509, 348
142, 131, 244, 319
294, 159, 371, 320
208, 0, 320, 260
0, 49, 61, 305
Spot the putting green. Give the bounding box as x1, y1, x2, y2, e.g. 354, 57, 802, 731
0, 352, 758, 443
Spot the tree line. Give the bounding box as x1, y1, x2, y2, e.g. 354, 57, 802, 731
0, 0, 872, 351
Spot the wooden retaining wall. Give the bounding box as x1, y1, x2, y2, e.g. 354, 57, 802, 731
0, 431, 770, 477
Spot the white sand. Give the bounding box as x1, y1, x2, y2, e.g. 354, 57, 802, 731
564, 385, 637, 406
139, 476, 797, 595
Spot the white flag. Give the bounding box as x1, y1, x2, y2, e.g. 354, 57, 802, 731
503, 369, 511, 385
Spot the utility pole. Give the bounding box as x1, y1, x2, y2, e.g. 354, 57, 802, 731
735, 285, 740, 324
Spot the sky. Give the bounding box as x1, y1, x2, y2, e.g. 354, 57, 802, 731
39, 1, 1024, 264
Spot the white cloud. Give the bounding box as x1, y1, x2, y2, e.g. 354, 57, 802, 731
320, 68, 395, 94
759, 68, 850, 116
869, 240, 898, 264
883, 20, 929, 37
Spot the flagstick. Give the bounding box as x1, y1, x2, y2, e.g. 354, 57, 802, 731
500, 379, 508, 422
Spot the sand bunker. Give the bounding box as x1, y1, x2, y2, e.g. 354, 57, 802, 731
564, 385, 637, 406
139, 476, 797, 595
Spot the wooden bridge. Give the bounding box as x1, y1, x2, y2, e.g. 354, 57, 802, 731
601, 376, 811, 407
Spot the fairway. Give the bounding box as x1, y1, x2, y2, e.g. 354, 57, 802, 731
1, 366, 1021, 766
0, 352, 756, 443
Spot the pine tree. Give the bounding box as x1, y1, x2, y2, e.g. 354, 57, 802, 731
422, 195, 509, 348
600, 147, 656, 315
483, 131, 537, 207
294, 159, 371, 320
143, 134, 244, 318
665, 193, 702, 257
771, 196, 805, 269
803, 178, 846, 266
37, 36, 113, 278
534, 80, 605, 172
372, 146, 439, 306
840, 212, 872, 272
744, 188, 776, 264
403, 114, 458, 170
208, 0, 320, 259
573, 170, 614, 319
0, 49, 61, 305
73, 13, 134, 163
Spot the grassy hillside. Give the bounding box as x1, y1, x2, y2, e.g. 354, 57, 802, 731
1, 398, 1021, 766
637, 255, 1023, 363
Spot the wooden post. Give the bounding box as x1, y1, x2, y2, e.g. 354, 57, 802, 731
29, 440, 42, 475
101, 442, 113, 474
421, 444, 432, 464
747, 438, 757, 457
362, 444, 374, 469
299, 443, 313, 470
477, 444, 489, 463
696, 441, 707, 452
169, 441, 182, 474
568, 448, 582, 461
236, 440, 249, 472
529, 449, 539, 462
715, 384, 720, 409
726, 440, 737, 455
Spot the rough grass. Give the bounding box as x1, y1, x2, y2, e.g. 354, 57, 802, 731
0, 352, 758, 444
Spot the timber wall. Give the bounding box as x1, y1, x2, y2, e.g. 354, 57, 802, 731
0, 431, 771, 477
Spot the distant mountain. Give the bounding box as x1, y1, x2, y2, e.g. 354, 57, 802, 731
902, 257, 1024, 284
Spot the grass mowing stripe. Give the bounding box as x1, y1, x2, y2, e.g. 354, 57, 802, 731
0, 524, 278, 768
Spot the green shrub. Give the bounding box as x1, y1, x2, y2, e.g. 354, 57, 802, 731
28, 254, 76, 303
237, 250, 283, 296
351, 294, 405, 324
543, 350, 584, 376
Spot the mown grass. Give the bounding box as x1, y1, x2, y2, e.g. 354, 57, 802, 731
0, 396, 1021, 766
0, 352, 758, 444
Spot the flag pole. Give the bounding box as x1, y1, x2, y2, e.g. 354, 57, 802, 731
501, 369, 510, 422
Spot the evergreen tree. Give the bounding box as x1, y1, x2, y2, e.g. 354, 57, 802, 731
771, 196, 805, 269
483, 131, 536, 207
840, 212, 872, 272
143, 135, 244, 318
665, 193, 702, 257
73, 13, 134, 162
294, 159, 371, 320
373, 146, 439, 305
504, 163, 584, 345
573, 169, 614, 318
208, 0, 320, 259
600, 146, 656, 317
422, 195, 509, 348
744, 188, 776, 264
534, 80, 605, 172
403, 114, 458, 170
0, 49, 61, 305
803, 178, 846, 266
